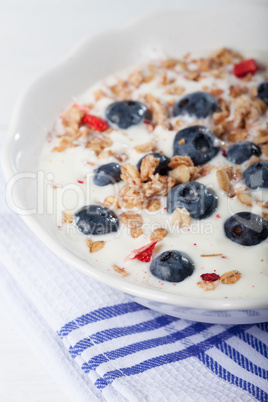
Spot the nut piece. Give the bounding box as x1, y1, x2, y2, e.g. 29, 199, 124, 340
220, 270, 241, 284
62, 210, 73, 224
222, 166, 234, 180
168, 155, 194, 169
128, 69, 145, 88
164, 84, 185, 95
86, 135, 113, 156
85, 238, 93, 248
197, 280, 220, 291
134, 141, 155, 153
228, 129, 247, 142
236, 192, 253, 207
142, 174, 176, 197
229, 85, 248, 98
121, 164, 141, 186
113, 264, 128, 277
140, 154, 160, 182
114, 152, 129, 162
150, 228, 168, 241
103, 196, 121, 210
119, 185, 146, 209
171, 208, 191, 228
170, 165, 190, 184
131, 228, 143, 238
216, 169, 231, 192
120, 212, 143, 229
161, 58, 178, 69
90, 241, 105, 253
213, 98, 230, 124
61, 107, 83, 130
147, 198, 161, 211
144, 93, 169, 125
53, 139, 79, 153
109, 79, 132, 100
254, 129, 268, 145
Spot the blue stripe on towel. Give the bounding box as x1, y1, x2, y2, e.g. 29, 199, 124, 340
81, 321, 212, 372
69, 315, 179, 358
58, 302, 147, 338
237, 332, 268, 359
216, 341, 268, 380
198, 351, 267, 402
256, 323, 268, 332
93, 324, 252, 390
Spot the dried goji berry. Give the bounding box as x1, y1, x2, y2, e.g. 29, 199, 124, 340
72, 103, 109, 131
82, 114, 108, 132
200, 273, 220, 282
126, 240, 158, 263
233, 59, 258, 78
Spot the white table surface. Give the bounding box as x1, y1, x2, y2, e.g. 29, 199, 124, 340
1, 0, 267, 401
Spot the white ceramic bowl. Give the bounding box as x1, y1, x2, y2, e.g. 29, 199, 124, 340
2, 1, 268, 324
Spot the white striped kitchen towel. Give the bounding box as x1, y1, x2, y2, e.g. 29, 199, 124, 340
0, 164, 267, 402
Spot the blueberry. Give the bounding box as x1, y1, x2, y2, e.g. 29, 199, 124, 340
243, 161, 268, 189
105, 100, 152, 129
167, 181, 218, 219
257, 82, 268, 105
93, 163, 121, 186
226, 142, 261, 165
173, 91, 219, 119
173, 125, 220, 165
137, 152, 171, 176
74, 205, 119, 235
150, 250, 194, 283
224, 212, 268, 246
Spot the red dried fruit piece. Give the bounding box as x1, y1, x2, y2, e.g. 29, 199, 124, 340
126, 240, 158, 263
82, 114, 108, 132
200, 273, 220, 282
233, 59, 258, 78
72, 103, 109, 131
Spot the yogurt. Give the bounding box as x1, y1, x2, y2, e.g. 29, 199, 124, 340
39, 48, 268, 299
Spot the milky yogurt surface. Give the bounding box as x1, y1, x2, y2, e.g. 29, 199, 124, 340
39, 49, 268, 299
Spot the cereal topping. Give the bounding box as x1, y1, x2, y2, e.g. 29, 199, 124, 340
134, 141, 156, 153
131, 228, 143, 238
62, 210, 73, 224
197, 280, 220, 291
140, 154, 160, 182
236, 192, 253, 207
86, 239, 105, 253
120, 212, 143, 229
216, 168, 231, 192
150, 228, 168, 242
220, 270, 242, 284
171, 208, 191, 228
113, 264, 128, 277
144, 93, 168, 126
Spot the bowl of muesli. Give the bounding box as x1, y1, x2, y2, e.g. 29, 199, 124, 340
2, 1, 268, 323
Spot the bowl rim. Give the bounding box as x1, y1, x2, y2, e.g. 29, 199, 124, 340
2, 0, 268, 311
